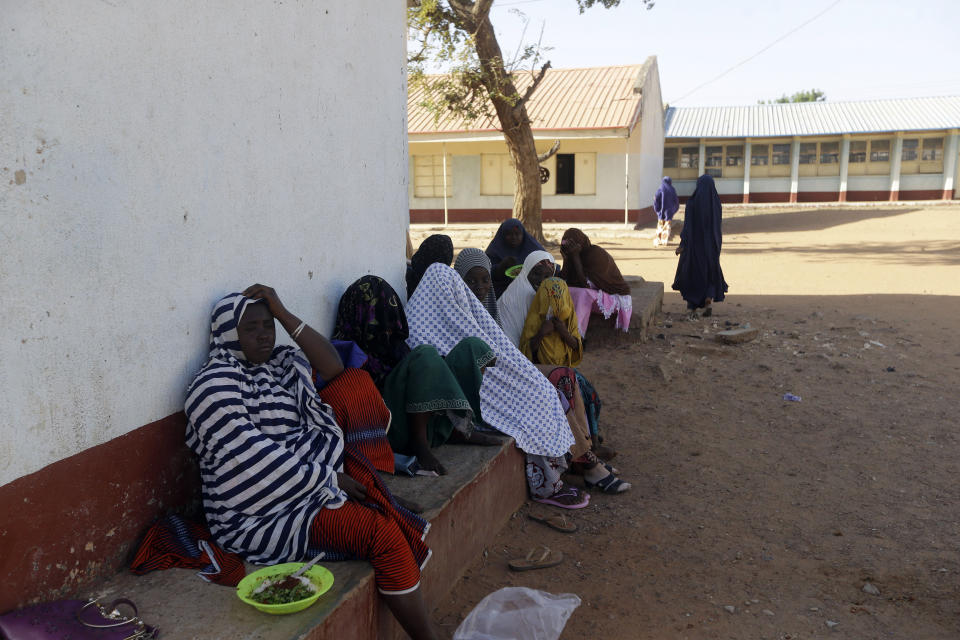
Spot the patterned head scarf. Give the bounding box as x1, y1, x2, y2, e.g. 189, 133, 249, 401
497, 250, 556, 347
453, 248, 501, 327
332, 276, 411, 388
408, 234, 454, 297
519, 277, 583, 367
404, 263, 573, 458
184, 292, 345, 564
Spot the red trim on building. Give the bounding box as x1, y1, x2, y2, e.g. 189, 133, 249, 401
889, 190, 899, 202
797, 191, 842, 203
846, 190, 891, 202
838, 191, 847, 203
900, 189, 945, 200
0, 412, 199, 611
410, 207, 656, 225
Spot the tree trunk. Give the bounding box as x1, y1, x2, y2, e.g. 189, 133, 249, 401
473, 14, 545, 242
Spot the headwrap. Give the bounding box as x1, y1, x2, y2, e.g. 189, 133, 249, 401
672, 174, 728, 307
407, 234, 454, 297
484, 219, 545, 267
332, 275, 410, 388
497, 250, 556, 347
405, 263, 574, 458
559, 228, 631, 296
519, 277, 583, 367
654, 176, 680, 222
453, 248, 501, 326
184, 293, 346, 565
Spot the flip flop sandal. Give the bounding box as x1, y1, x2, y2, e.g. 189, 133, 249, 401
528, 512, 578, 533
508, 545, 564, 572
585, 472, 631, 494
532, 486, 591, 509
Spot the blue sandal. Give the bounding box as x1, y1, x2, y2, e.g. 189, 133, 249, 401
585, 471, 631, 494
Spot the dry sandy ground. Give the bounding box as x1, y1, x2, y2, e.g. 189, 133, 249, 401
415, 203, 960, 639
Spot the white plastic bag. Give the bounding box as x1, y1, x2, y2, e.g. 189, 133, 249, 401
453, 587, 581, 640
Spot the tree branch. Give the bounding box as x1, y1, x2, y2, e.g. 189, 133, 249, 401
516, 61, 551, 110
537, 140, 560, 163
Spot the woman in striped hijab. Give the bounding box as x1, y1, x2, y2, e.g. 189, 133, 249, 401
453, 248, 501, 327
185, 284, 442, 639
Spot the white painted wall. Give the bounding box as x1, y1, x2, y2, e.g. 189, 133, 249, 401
0, 1, 408, 485
633, 58, 666, 211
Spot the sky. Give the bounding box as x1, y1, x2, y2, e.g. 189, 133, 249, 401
469, 0, 960, 106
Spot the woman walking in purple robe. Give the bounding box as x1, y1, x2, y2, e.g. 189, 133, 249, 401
653, 176, 679, 247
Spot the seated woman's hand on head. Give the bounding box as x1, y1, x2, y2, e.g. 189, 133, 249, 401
241, 283, 344, 381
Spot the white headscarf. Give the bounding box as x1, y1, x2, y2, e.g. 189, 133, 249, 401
497, 250, 556, 347
405, 263, 573, 458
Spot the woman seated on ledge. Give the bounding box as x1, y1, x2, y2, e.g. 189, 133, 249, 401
499, 253, 630, 494
406, 263, 593, 508
485, 218, 546, 299
559, 228, 634, 335
184, 285, 443, 640
333, 275, 500, 475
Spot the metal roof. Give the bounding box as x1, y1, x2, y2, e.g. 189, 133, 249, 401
664, 96, 960, 139
408, 62, 650, 135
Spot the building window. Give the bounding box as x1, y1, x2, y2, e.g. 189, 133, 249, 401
664, 147, 679, 168
550, 153, 596, 195
772, 143, 791, 165
901, 138, 919, 162
555, 154, 575, 194
798, 142, 817, 164
820, 141, 840, 164
849, 141, 867, 163
413, 154, 452, 198
680, 147, 699, 169
705, 146, 723, 177
726, 145, 744, 166
480, 154, 516, 196
921, 137, 944, 161
751, 144, 769, 166
870, 140, 890, 162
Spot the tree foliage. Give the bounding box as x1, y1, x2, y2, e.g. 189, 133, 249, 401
759, 89, 826, 104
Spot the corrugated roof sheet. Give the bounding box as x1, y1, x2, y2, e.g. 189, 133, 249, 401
408, 64, 646, 135
664, 96, 960, 138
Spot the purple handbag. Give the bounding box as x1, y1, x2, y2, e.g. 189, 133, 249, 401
0, 598, 158, 640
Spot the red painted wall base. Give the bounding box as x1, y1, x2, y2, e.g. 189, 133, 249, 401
0, 413, 200, 612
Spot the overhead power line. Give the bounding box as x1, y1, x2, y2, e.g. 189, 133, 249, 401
670, 0, 844, 104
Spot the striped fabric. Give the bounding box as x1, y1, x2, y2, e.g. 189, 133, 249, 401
317, 367, 395, 473
130, 514, 246, 587
453, 248, 501, 327
310, 502, 422, 595
185, 293, 347, 565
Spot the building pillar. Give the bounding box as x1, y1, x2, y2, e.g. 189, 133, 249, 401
838, 135, 850, 202
742, 139, 752, 204
789, 137, 800, 203
942, 130, 959, 200
889, 133, 903, 201
698, 140, 706, 177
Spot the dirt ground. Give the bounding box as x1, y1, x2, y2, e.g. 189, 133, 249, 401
415, 203, 960, 639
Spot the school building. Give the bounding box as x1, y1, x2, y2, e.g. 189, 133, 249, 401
407, 57, 665, 225
663, 97, 960, 203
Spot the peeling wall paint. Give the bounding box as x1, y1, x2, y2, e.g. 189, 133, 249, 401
0, 1, 409, 486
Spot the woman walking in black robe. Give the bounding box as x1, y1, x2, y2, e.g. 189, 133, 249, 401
672, 174, 728, 317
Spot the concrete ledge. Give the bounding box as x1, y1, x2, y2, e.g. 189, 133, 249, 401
582, 278, 664, 350
92, 440, 525, 640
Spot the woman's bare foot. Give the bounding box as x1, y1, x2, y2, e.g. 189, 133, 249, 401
413, 443, 447, 475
